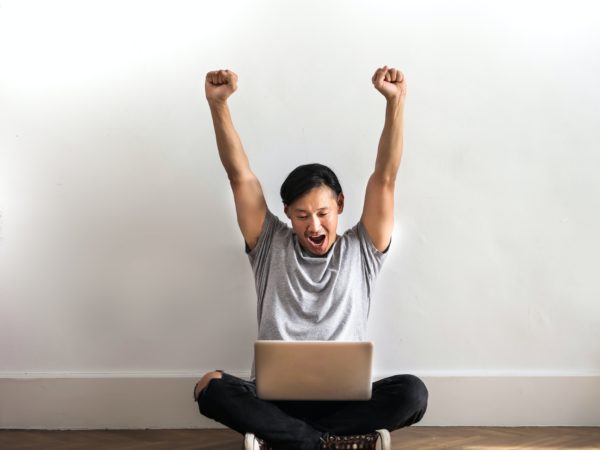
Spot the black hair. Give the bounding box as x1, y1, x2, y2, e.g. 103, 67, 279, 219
280, 163, 343, 206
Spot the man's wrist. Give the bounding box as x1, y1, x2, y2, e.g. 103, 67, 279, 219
207, 98, 228, 109
386, 96, 404, 109
385, 97, 404, 121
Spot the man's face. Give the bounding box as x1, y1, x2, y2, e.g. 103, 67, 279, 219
284, 185, 344, 257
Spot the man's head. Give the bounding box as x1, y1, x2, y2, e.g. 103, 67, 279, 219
281, 163, 345, 256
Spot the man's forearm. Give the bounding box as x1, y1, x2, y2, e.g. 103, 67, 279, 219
208, 100, 252, 182
373, 99, 404, 183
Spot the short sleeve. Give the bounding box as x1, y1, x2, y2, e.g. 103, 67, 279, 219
355, 219, 391, 281
245, 209, 289, 298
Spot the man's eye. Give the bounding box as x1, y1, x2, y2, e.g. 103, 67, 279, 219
319, 212, 328, 216
297, 216, 307, 220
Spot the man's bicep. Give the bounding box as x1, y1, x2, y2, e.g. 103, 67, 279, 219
230, 175, 267, 251
360, 174, 394, 253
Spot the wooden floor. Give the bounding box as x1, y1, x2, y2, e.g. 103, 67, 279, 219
0, 427, 599, 449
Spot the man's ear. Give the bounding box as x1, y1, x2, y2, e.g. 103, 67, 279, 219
337, 192, 345, 214
284, 204, 290, 219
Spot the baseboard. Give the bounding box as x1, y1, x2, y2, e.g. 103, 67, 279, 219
1, 372, 599, 428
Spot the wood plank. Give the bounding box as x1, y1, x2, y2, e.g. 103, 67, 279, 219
0, 427, 599, 449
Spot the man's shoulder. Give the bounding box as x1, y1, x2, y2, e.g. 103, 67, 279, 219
340, 220, 391, 255
245, 208, 292, 255
339, 221, 362, 242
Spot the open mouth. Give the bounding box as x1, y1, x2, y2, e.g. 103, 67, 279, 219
307, 234, 326, 246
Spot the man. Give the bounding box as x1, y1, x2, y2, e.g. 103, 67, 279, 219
194, 66, 428, 450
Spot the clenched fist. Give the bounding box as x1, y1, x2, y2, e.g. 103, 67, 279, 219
372, 65, 406, 103
205, 69, 238, 104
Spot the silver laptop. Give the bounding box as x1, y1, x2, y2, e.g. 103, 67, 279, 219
254, 340, 373, 400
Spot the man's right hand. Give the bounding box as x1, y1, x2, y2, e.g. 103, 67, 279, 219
205, 69, 238, 104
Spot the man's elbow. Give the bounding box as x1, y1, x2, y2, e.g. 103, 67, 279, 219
228, 170, 257, 187
369, 171, 397, 187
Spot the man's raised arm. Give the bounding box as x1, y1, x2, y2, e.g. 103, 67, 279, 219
360, 65, 407, 252
205, 69, 267, 251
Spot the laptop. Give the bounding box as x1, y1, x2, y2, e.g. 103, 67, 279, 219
254, 340, 373, 401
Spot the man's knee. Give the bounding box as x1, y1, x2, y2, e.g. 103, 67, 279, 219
401, 374, 428, 424
387, 374, 428, 412
407, 374, 428, 405
194, 370, 223, 401
383, 374, 428, 427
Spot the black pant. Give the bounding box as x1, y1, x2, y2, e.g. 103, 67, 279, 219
196, 370, 428, 450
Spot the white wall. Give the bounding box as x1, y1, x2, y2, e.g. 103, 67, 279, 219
1, 0, 600, 427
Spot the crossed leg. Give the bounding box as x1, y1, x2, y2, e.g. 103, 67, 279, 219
193, 370, 223, 401
194, 370, 428, 450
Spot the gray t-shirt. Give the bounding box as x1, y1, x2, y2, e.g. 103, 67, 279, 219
245, 208, 390, 381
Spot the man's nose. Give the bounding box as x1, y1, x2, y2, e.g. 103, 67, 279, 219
308, 215, 320, 232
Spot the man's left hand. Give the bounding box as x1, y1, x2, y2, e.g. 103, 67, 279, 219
372, 65, 406, 103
